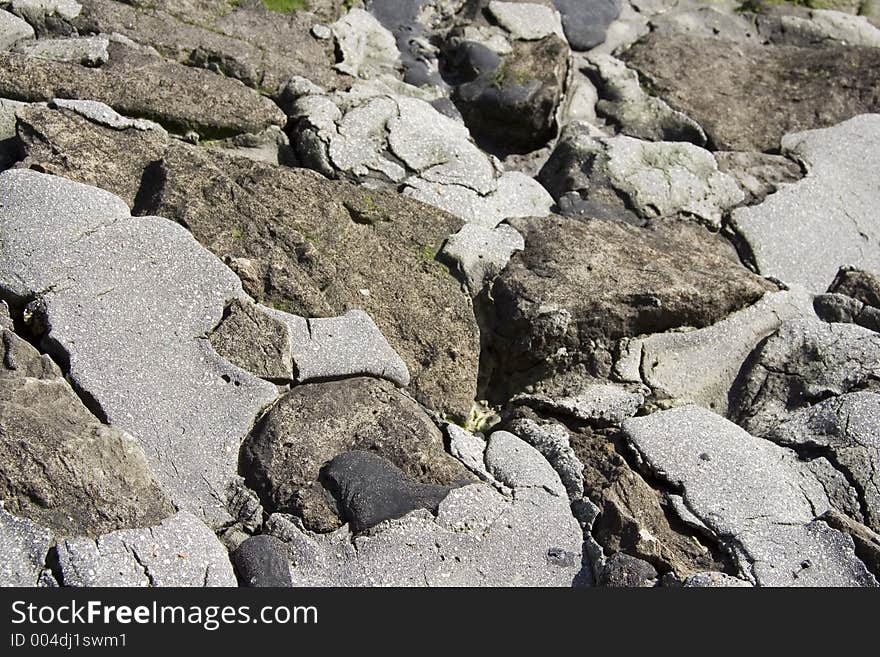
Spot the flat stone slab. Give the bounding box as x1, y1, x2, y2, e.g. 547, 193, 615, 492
56, 512, 237, 587
622, 406, 877, 586
14, 34, 108, 66
0, 504, 54, 587
731, 114, 880, 292
0, 169, 278, 527
0, 8, 34, 51
514, 383, 645, 426
488, 2, 565, 41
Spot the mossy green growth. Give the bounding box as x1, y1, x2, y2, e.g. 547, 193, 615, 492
270, 299, 298, 314
344, 195, 391, 226
230, 227, 243, 239
260, 0, 309, 13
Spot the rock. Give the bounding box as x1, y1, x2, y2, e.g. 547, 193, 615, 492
552, 0, 620, 50
770, 392, 880, 532
0, 97, 25, 169
0, 169, 278, 527
682, 572, 752, 587
0, 504, 54, 586
266, 480, 583, 586
445, 424, 504, 487
209, 298, 293, 381
775, 10, 880, 48
732, 318, 880, 437
714, 151, 803, 205
632, 289, 813, 415
503, 417, 584, 500
1, 8, 35, 50
331, 7, 400, 79
813, 293, 880, 332
240, 377, 473, 533
56, 512, 238, 587
439, 222, 524, 294
11, 103, 480, 418
597, 553, 658, 587
14, 34, 109, 66
622, 406, 876, 586
0, 44, 286, 137
71, 0, 341, 94
484, 430, 567, 496
0, 327, 174, 536
321, 451, 458, 532
11, 0, 81, 22
539, 128, 743, 229
486, 214, 773, 396
206, 125, 294, 166
487, 2, 565, 41
829, 268, 880, 307
730, 115, 880, 292
623, 32, 880, 151
50, 97, 162, 131
583, 54, 706, 145
649, 6, 762, 44
231, 534, 293, 587
820, 508, 880, 578
514, 383, 645, 426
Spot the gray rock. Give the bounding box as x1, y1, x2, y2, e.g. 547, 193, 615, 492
231, 534, 293, 587
445, 424, 503, 487
209, 298, 293, 381
829, 267, 880, 307
515, 383, 645, 426
266, 481, 583, 586
484, 430, 567, 497
56, 512, 237, 587
683, 572, 753, 587
622, 406, 876, 586
14, 34, 108, 65
771, 392, 880, 532
584, 54, 706, 144
0, 504, 53, 587
776, 10, 880, 48
732, 318, 880, 437
331, 8, 400, 79
50, 97, 162, 131
207, 125, 294, 166
0, 96, 25, 169
0, 326, 174, 536
240, 376, 473, 533
813, 293, 880, 332
488, 2, 565, 41
504, 417, 584, 499
552, 0, 620, 50
714, 150, 803, 205
439, 222, 524, 294
0, 169, 278, 528
632, 289, 814, 415
597, 552, 657, 587
820, 508, 880, 577
0, 8, 34, 50
321, 451, 457, 532
11, 0, 81, 23
650, 6, 762, 44
730, 115, 880, 292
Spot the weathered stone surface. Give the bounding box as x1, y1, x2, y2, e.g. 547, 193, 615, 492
56, 512, 238, 587
488, 2, 565, 41
552, 0, 620, 50
486, 214, 773, 396
231, 534, 293, 587
770, 392, 880, 532
0, 97, 25, 169
820, 508, 880, 578
732, 318, 880, 437
683, 572, 752, 588
266, 480, 583, 586
539, 128, 743, 229
630, 289, 813, 415
597, 553, 657, 587
240, 377, 473, 533
730, 115, 880, 292
623, 32, 880, 151
584, 54, 706, 145
829, 267, 880, 307
0, 44, 286, 137
774, 9, 880, 48
0, 169, 278, 527
207, 124, 294, 166
321, 451, 457, 532
515, 383, 645, 426
1, 8, 35, 50
439, 222, 524, 294
209, 298, 293, 381
0, 327, 174, 536
71, 0, 342, 94
331, 7, 400, 79
14, 34, 108, 65
623, 406, 876, 586
504, 417, 584, 499
50, 97, 162, 131
11, 104, 480, 417
813, 293, 880, 332
714, 150, 803, 205
484, 430, 567, 497
0, 504, 54, 587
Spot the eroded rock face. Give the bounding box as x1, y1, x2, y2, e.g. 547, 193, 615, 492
623, 406, 877, 587
623, 32, 880, 151
486, 214, 774, 397
0, 327, 174, 537
240, 377, 474, 533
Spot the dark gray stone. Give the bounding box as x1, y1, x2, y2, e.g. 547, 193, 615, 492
597, 553, 658, 587
231, 534, 293, 587
553, 0, 620, 50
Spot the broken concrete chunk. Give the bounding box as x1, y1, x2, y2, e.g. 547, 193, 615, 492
515, 383, 645, 426
0, 504, 54, 587
504, 417, 584, 500
622, 406, 876, 586
0, 8, 35, 50
488, 2, 565, 41
0, 169, 278, 528
56, 512, 237, 587
730, 115, 880, 292
484, 430, 567, 496
331, 8, 401, 80
439, 222, 524, 294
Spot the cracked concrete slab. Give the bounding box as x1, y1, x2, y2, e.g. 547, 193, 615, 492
0, 504, 54, 587
0, 169, 278, 528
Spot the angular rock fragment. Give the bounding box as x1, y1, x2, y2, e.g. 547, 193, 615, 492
56, 512, 238, 587
730, 115, 880, 292
623, 32, 880, 151
439, 222, 524, 294
484, 430, 567, 497
504, 417, 584, 500
14, 34, 108, 66
0, 169, 278, 527
682, 572, 752, 588
813, 293, 880, 332
331, 7, 400, 79
0, 504, 54, 587
514, 383, 645, 427
732, 318, 880, 437
321, 451, 457, 532
597, 553, 657, 587
231, 534, 293, 588
0, 8, 35, 50
488, 2, 565, 41
623, 406, 877, 586
714, 151, 803, 205
240, 377, 473, 533
829, 267, 880, 308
